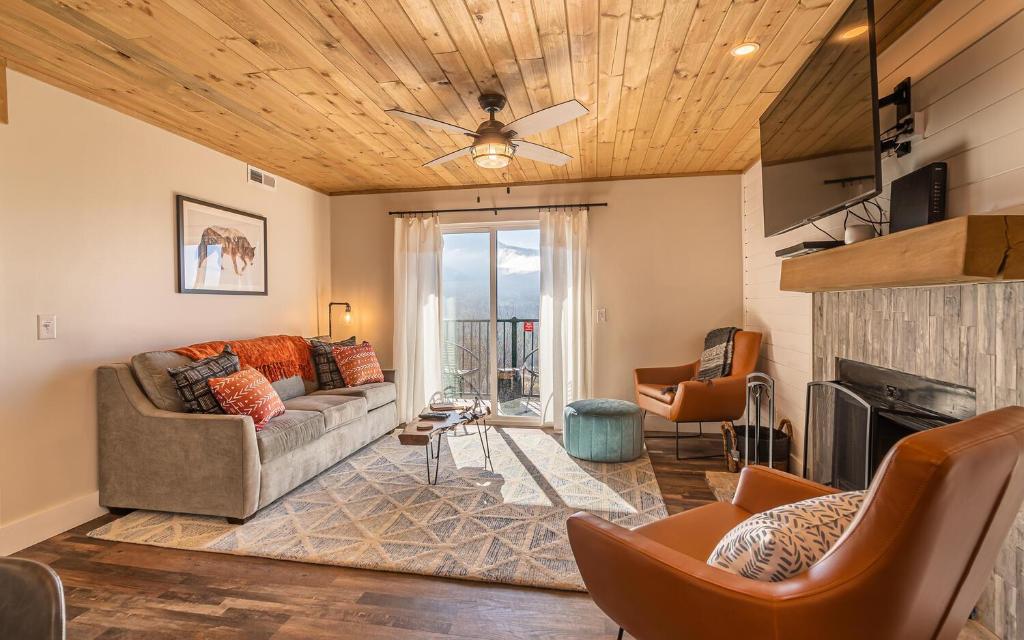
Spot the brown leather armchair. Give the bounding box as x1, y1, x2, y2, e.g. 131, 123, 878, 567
568, 406, 1024, 640
634, 330, 762, 458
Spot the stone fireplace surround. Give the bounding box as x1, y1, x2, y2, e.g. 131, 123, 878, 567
813, 282, 1024, 639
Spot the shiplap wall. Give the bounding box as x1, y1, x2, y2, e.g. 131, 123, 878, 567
741, 0, 1024, 471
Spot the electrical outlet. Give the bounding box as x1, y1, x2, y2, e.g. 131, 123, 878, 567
37, 314, 57, 340
596, 308, 608, 323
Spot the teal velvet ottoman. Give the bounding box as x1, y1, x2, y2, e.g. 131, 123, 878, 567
563, 399, 644, 462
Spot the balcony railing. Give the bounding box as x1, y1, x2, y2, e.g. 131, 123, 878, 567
442, 318, 539, 401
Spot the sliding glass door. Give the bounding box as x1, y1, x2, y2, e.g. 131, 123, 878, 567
441, 224, 541, 423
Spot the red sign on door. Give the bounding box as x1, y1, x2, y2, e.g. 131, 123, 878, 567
523, 321, 534, 332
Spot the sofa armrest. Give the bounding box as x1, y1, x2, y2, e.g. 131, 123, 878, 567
732, 466, 838, 514
382, 369, 396, 383
97, 364, 261, 519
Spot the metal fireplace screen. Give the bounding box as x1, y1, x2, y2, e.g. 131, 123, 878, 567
805, 382, 873, 491
804, 359, 975, 491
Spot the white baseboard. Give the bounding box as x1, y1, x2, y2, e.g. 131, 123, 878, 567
0, 492, 106, 556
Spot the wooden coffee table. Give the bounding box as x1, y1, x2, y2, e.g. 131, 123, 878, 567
398, 400, 492, 484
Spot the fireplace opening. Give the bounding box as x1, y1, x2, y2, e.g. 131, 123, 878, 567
805, 359, 976, 490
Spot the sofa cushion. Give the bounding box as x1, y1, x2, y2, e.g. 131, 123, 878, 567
271, 375, 306, 402
166, 346, 240, 414
312, 381, 397, 411
283, 395, 367, 431
130, 350, 193, 412
707, 490, 866, 582
255, 410, 326, 463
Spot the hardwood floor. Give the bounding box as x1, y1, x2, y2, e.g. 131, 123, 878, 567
12, 431, 719, 639
11, 430, 991, 639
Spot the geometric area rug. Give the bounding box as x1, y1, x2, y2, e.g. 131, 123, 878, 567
89, 428, 667, 592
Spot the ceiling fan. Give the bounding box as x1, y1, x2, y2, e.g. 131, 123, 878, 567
386, 93, 588, 170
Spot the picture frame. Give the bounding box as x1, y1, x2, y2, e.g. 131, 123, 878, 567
176, 195, 268, 295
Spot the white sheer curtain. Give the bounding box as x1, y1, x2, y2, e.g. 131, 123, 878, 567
539, 207, 593, 429
393, 215, 443, 424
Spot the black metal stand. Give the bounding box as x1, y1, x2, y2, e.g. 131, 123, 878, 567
424, 415, 492, 485
641, 411, 723, 461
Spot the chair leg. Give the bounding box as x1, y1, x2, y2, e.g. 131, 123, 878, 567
617, 627, 624, 640
671, 421, 705, 460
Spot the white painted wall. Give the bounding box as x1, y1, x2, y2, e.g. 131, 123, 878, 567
0, 71, 332, 554
331, 175, 745, 418
742, 1, 1024, 472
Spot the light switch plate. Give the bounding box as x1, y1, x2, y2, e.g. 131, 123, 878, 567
596, 308, 608, 323
37, 314, 56, 340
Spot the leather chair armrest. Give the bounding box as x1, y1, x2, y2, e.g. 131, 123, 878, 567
567, 512, 779, 640
732, 466, 839, 514
670, 374, 747, 422
634, 360, 699, 385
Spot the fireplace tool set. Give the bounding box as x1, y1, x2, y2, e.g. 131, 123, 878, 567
721, 372, 792, 473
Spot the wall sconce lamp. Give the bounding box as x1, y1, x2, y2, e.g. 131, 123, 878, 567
328, 301, 352, 338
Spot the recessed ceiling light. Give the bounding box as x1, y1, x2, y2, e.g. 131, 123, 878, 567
731, 42, 760, 57
840, 24, 870, 40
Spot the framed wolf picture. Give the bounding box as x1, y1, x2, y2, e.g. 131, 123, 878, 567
176, 195, 268, 295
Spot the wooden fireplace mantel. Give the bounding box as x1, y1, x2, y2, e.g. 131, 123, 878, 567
779, 215, 1024, 293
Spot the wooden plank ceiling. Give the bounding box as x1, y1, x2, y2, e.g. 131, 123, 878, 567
0, 0, 937, 194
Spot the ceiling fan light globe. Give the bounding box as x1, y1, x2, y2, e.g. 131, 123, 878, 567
471, 141, 514, 169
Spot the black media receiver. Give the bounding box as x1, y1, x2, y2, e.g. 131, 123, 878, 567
889, 162, 947, 234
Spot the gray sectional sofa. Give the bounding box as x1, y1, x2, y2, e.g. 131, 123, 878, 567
97, 347, 398, 523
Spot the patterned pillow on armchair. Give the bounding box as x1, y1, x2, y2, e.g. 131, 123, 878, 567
707, 490, 866, 582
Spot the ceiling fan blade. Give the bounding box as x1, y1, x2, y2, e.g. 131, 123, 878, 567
512, 140, 572, 166
501, 100, 588, 137
423, 146, 474, 167
386, 109, 477, 137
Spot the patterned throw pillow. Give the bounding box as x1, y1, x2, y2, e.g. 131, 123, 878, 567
207, 366, 285, 430
332, 342, 384, 387
310, 336, 356, 390
167, 345, 240, 413
707, 490, 866, 582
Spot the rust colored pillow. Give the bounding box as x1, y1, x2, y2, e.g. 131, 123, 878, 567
332, 342, 384, 386
207, 366, 285, 430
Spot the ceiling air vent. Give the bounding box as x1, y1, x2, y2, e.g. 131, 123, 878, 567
247, 165, 277, 190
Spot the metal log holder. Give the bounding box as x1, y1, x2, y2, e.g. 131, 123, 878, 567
747, 373, 775, 467
722, 372, 791, 472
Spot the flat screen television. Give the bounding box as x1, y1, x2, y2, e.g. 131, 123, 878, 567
759, 0, 882, 237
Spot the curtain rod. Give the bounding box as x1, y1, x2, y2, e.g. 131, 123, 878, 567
388, 202, 608, 216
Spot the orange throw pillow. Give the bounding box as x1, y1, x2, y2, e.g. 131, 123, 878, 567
208, 366, 285, 430
332, 342, 384, 386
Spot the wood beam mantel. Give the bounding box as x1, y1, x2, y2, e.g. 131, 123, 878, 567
780, 215, 1024, 292
0, 58, 7, 124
